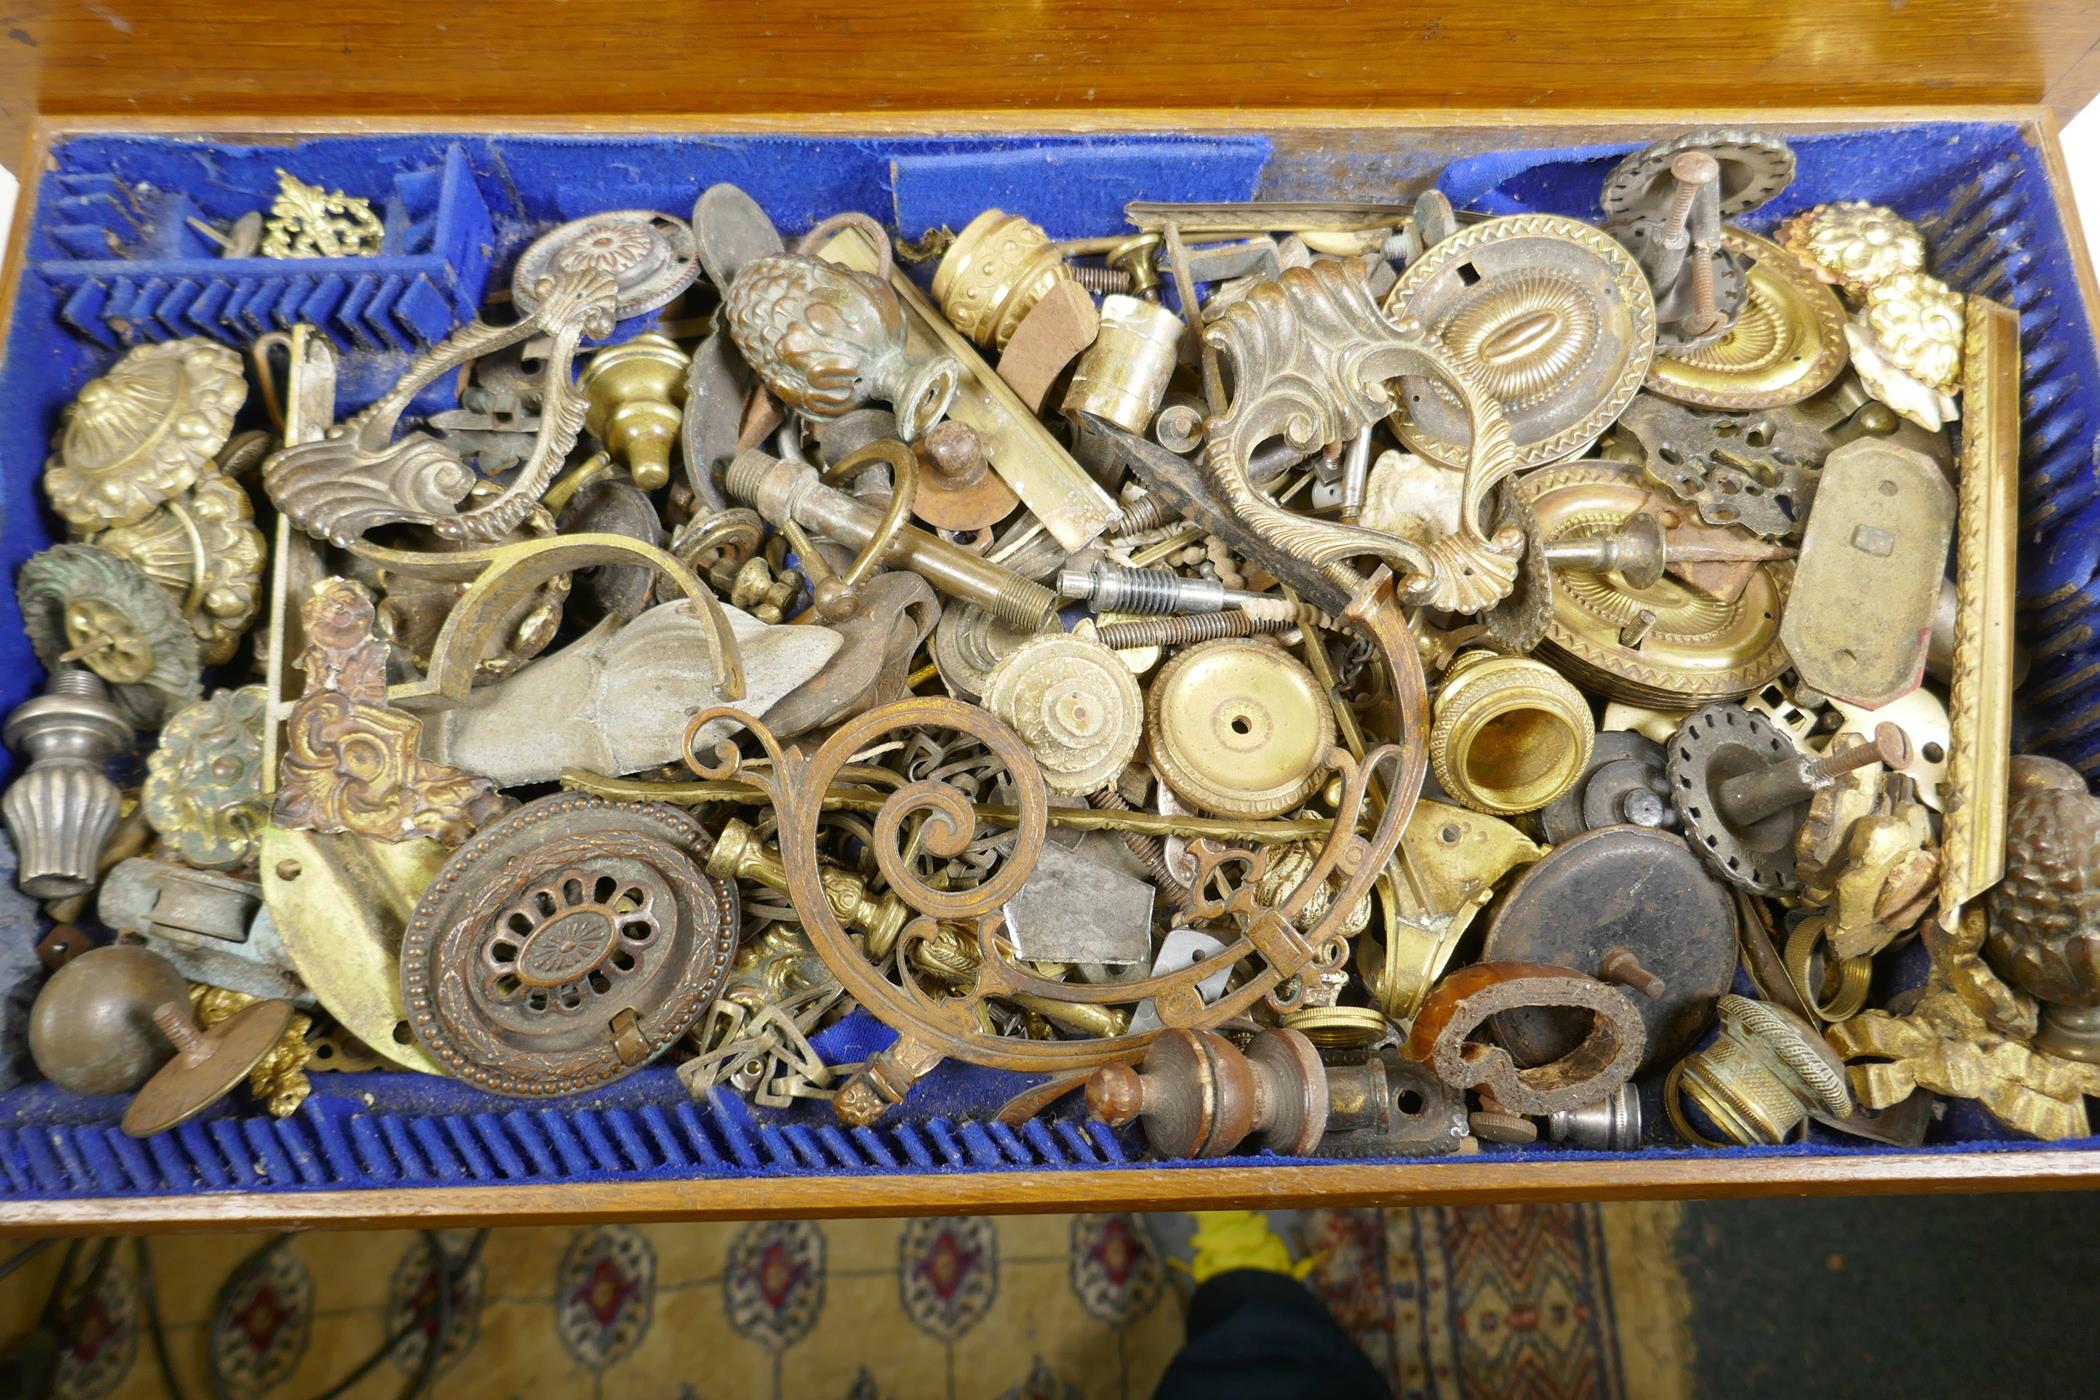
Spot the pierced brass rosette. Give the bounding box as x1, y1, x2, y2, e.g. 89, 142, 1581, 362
1383, 214, 1656, 471
1646, 228, 1848, 411
1775, 201, 1926, 294
1514, 463, 1791, 705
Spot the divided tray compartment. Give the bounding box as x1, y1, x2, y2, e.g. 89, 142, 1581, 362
0, 120, 2095, 1211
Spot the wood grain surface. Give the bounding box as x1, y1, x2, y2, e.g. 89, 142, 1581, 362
2, 1, 2099, 162
3, 1148, 2097, 1237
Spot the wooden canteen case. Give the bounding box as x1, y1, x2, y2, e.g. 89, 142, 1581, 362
2, 3, 2100, 1233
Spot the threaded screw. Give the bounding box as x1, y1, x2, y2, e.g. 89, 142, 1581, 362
1089, 785, 1190, 912
1069, 262, 1133, 295
1094, 611, 1296, 649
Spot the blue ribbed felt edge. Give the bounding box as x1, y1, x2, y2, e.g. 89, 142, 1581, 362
0, 123, 2095, 1201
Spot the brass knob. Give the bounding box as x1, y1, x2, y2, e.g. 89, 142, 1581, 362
1428, 652, 1594, 816
581, 332, 690, 491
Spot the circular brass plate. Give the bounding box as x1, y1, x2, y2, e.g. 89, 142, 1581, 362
400, 795, 737, 1098
1146, 638, 1336, 818
982, 632, 1144, 796
1515, 463, 1791, 704
1282, 1004, 1390, 1050
1384, 214, 1656, 471
122, 999, 295, 1138
1646, 228, 1848, 410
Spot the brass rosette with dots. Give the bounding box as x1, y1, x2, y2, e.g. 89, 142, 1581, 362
1515, 463, 1791, 705
1145, 638, 1336, 818
399, 794, 738, 1098
981, 632, 1144, 796
1383, 213, 1657, 471
1645, 228, 1848, 411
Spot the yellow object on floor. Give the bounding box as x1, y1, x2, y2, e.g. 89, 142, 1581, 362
1180, 1211, 1316, 1284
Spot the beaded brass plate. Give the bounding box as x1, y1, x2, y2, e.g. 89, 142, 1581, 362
1646, 228, 1848, 411
1515, 463, 1792, 705
1384, 214, 1656, 471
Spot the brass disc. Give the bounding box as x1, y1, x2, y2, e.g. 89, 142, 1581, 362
1515, 463, 1791, 704
1146, 639, 1336, 818
1281, 1004, 1390, 1050
122, 999, 295, 1138
1384, 214, 1657, 470
1646, 228, 1848, 410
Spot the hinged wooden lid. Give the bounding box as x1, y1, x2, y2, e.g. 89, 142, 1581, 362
2, 2, 2094, 159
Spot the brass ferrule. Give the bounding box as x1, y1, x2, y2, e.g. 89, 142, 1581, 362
1427, 651, 1595, 817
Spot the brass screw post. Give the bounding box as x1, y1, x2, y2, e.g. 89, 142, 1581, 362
1682, 239, 1728, 338
1661, 151, 1720, 245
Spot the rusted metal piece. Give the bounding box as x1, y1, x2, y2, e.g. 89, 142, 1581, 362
1085, 1026, 1328, 1159
1406, 961, 1647, 1116
398, 794, 738, 1098
272, 579, 512, 847
1482, 826, 1737, 1072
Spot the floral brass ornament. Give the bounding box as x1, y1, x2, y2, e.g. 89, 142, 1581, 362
273, 578, 512, 846
1775, 201, 1926, 294
260, 169, 385, 259
263, 267, 620, 546
17, 543, 203, 730
192, 984, 315, 1117
722, 252, 962, 441
45, 339, 247, 532
1844, 272, 1964, 430
1829, 914, 2100, 1141
144, 687, 268, 871
94, 468, 268, 665
1200, 259, 1524, 615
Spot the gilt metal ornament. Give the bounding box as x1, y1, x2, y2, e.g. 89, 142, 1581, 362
45, 339, 247, 533
143, 687, 269, 871
273, 579, 511, 846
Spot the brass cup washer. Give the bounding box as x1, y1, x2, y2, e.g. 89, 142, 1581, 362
1145, 638, 1336, 819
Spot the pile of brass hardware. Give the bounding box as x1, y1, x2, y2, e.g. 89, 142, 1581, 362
5, 128, 2080, 1161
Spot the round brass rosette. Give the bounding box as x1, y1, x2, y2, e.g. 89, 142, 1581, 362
1428, 652, 1595, 816
1384, 213, 1657, 471
94, 467, 269, 666
1146, 638, 1337, 818
399, 794, 738, 1098
981, 632, 1144, 796
1515, 463, 1792, 705
1646, 228, 1848, 411
45, 338, 247, 533
18, 543, 203, 729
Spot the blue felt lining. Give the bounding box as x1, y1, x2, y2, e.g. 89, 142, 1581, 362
0, 123, 2094, 1202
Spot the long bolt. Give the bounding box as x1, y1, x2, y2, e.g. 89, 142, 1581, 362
1058, 561, 1304, 622
1681, 239, 1728, 338
1661, 151, 1719, 245
1714, 723, 1912, 830
1108, 493, 1184, 537
1093, 611, 1295, 650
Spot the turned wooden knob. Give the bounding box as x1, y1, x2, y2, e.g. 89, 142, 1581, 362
1084, 1027, 1329, 1159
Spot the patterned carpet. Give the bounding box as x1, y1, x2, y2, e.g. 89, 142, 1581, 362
0, 1203, 1689, 1399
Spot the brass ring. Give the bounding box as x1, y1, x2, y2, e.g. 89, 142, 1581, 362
1782, 918, 1873, 1023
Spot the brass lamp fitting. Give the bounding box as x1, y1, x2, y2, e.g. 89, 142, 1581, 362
930, 210, 1080, 351
1428, 651, 1595, 816
1668, 994, 1854, 1146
